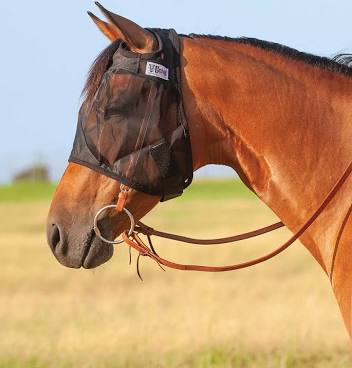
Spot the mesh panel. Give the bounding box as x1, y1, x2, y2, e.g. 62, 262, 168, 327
69, 29, 193, 200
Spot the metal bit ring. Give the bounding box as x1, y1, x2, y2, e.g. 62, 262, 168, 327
93, 205, 135, 245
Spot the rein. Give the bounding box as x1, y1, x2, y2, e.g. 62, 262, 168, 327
94, 160, 352, 275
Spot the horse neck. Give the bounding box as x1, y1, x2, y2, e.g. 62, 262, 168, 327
181, 36, 352, 276
181, 36, 352, 335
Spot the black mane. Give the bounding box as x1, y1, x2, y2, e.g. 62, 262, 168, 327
83, 34, 352, 102
82, 39, 122, 103
188, 34, 352, 77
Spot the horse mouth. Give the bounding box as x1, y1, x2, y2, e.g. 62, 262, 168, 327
81, 229, 95, 268
81, 229, 114, 269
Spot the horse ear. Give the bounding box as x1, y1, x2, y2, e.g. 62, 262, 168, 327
87, 12, 122, 41
93, 2, 157, 52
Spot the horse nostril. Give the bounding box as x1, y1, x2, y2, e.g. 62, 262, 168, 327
48, 223, 61, 251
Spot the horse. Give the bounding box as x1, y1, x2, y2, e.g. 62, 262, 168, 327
47, 2, 352, 337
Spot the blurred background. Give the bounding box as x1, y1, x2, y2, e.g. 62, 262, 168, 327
1, 1, 352, 367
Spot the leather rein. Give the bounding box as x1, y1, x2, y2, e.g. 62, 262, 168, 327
93, 161, 352, 275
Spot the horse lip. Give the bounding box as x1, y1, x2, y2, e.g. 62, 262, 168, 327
81, 229, 95, 268
82, 228, 114, 269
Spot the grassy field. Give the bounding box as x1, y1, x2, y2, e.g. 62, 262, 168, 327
0, 180, 351, 367
0, 180, 252, 203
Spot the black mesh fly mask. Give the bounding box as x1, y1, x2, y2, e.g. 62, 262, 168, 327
69, 29, 193, 201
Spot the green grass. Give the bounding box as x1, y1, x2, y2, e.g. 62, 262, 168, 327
181, 179, 256, 201
0, 179, 255, 203
0, 181, 57, 203
1, 349, 352, 368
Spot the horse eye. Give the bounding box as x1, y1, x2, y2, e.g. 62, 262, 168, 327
104, 105, 129, 119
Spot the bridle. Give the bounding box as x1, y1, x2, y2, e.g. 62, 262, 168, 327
93, 160, 352, 278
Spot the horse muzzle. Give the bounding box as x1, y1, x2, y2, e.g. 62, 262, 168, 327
46, 217, 114, 269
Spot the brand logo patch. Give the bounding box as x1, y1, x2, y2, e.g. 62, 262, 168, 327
145, 62, 169, 80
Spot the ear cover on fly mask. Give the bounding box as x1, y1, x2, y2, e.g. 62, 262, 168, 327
69, 29, 193, 201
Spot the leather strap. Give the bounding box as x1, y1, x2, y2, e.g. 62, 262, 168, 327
117, 184, 130, 212
135, 220, 284, 245
121, 160, 352, 272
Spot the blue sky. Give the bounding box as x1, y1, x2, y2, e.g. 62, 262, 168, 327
2, 0, 352, 182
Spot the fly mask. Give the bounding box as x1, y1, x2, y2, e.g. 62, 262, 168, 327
69, 29, 193, 201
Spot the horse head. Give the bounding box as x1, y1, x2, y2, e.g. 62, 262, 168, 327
47, 3, 192, 268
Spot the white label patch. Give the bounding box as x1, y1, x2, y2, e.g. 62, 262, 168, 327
145, 62, 169, 80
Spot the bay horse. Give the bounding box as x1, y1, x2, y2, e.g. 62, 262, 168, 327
47, 3, 352, 337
